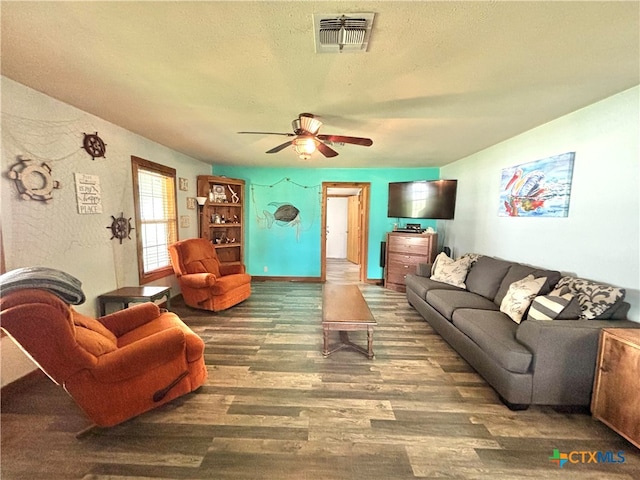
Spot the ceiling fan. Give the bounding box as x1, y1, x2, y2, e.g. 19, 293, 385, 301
238, 113, 373, 159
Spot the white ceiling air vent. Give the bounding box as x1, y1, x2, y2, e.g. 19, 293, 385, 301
313, 13, 375, 53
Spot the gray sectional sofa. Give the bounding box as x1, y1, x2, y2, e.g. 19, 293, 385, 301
405, 255, 638, 410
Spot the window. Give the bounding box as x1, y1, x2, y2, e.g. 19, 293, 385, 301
131, 156, 178, 283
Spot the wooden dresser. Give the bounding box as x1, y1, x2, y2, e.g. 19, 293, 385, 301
384, 232, 438, 292
591, 328, 640, 449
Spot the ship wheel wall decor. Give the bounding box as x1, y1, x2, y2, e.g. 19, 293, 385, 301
107, 212, 134, 244
82, 132, 106, 160
7, 157, 61, 202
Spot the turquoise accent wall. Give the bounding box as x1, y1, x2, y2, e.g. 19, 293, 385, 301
213, 166, 440, 279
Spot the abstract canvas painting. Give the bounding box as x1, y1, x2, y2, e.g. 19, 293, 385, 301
499, 152, 575, 217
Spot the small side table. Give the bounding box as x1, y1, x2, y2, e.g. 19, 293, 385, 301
98, 286, 171, 316
591, 328, 640, 449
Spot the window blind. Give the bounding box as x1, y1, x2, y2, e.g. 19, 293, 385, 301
137, 168, 177, 273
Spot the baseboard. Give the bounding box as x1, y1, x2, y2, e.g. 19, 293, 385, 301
251, 275, 384, 285
251, 276, 384, 284
251, 276, 321, 282
1, 369, 46, 403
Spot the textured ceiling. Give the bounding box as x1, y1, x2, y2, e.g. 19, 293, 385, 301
1, 1, 638, 168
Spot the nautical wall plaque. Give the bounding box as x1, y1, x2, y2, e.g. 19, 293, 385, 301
75, 173, 103, 214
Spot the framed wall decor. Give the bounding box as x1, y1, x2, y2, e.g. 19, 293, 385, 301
186, 197, 196, 210
179, 177, 189, 191
212, 184, 227, 202
499, 152, 575, 217
75, 173, 102, 214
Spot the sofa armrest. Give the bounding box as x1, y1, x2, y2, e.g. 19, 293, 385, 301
99, 302, 161, 337
515, 319, 639, 405
415, 263, 433, 277
91, 327, 186, 382
178, 272, 217, 288
219, 263, 245, 276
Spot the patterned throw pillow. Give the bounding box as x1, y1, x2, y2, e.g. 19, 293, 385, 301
555, 276, 625, 320
527, 287, 577, 321
458, 253, 482, 266
430, 252, 473, 288
500, 274, 547, 324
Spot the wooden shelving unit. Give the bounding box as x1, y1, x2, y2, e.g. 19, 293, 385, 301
197, 175, 245, 266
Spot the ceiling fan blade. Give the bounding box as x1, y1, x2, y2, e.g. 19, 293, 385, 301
315, 141, 339, 158
238, 131, 295, 137
317, 135, 373, 147
266, 140, 294, 154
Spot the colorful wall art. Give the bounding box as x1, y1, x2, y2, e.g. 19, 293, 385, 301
499, 152, 575, 217
251, 177, 320, 242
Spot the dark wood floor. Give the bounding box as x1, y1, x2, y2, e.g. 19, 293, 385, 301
2, 259, 639, 479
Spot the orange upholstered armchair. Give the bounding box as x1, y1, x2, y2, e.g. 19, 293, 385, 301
168, 238, 251, 311
0, 289, 207, 428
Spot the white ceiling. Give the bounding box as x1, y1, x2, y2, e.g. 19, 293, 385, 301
1, 1, 638, 169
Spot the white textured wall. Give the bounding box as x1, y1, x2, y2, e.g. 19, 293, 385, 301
441, 86, 640, 322
1, 77, 212, 386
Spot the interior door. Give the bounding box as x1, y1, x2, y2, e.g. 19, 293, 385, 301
326, 197, 348, 258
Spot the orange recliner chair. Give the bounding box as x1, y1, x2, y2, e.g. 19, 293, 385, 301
168, 238, 251, 311
0, 289, 207, 427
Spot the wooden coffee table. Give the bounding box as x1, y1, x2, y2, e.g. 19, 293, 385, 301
322, 284, 377, 359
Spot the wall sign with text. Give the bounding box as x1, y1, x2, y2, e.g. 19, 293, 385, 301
75, 173, 103, 214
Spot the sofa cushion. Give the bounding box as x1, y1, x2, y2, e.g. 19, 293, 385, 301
430, 253, 473, 288
75, 327, 118, 356
73, 309, 118, 343
426, 289, 499, 321
210, 273, 253, 295
186, 258, 221, 277
405, 274, 463, 300
465, 256, 513, 301
494, 264, 562, 306
73, 310, 118, 356
177, 240, 222, 277
500, 275, 547, 324
452, 309, 533, 374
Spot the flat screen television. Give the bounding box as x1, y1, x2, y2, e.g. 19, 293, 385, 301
387, 180, 457, 219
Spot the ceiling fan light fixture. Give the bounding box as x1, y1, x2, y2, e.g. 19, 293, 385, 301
293, 137, 316, 160
238, 112, 372, 159
299, 114, 323, 135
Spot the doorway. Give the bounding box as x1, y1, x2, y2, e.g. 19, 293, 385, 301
321, 182, 370, 283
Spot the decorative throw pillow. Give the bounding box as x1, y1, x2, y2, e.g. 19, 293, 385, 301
430, 253, 472, 288
527, 287, 577, 321
458, 253, 482, 266
553, 296, 583, 320
555, 276, 625, 319
500, 274, 547, 324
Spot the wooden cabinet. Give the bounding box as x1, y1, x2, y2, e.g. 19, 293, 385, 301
591, 328, 640, 449
384, 232, 438, 292
197, 175, 245, 266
